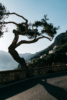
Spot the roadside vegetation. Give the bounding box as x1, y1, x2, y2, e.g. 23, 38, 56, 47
28, 42, 67, 68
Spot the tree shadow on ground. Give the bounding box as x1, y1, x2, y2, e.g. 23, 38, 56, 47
40, 78, 67, 100
0, 72, 67, 100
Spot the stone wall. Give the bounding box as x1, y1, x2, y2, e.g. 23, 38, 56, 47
0, 66, 67, 84
0, 69, 26, 84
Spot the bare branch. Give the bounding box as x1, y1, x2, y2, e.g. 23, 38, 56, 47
3, 12, 28, 35
12, 33, 19, 45
5, 12, 28, 22
37, 36, 52, 41
15, 35, 52, 48
0, 21, 18, 26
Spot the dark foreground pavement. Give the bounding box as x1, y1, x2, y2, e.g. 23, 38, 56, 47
0, 72, 67, 100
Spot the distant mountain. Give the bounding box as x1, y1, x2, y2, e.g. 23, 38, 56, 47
19, 53, 34, 61
32, 30, 67, 59
0, 51, 35, 71
55, 31, 67, 43
0, 50, 19, 71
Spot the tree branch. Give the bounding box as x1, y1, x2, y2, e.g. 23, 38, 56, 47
2, 12, 28, 35
8, 32, 19, 50
15, 36, 52, 48
5, 12, 28, 22
0, 21, 18, 26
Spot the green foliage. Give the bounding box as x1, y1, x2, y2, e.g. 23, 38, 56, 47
60, 39, 66, 45
0, 30, 3, 37
55, 43, 67, 53
0, 3, 9, 37
16, 23, 41, 39
17, 24, 26, 32
16, 15, 59, 39
27, 29, 40, 39
32, 15, 59, 38
32, 43, 67, 68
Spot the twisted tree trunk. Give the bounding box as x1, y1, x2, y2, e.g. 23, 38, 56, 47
8, 31, 27, 69
8, 44, 31, 77
8, 47, 27, 69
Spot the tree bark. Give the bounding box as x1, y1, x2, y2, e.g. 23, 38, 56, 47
8, 47, 27, 69
8, 44, 31, 77
8, 31, 27, 69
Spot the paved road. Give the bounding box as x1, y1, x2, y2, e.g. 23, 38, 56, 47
0, 72, 67, 100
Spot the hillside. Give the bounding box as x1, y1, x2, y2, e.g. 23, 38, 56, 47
31, 42, 67, 68
31, 30, 67, 59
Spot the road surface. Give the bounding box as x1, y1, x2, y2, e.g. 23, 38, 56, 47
0, 72, 67, 100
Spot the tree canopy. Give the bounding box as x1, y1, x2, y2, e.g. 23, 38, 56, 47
0, 2, 59, 69
16, 15, 59, 40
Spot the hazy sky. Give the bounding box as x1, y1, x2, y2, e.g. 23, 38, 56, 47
0, 0, 67, 54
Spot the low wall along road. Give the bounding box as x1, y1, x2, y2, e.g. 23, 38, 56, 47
0, 65, 67, 84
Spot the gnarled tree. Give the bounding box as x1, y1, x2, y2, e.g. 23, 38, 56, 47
0, 4, 59, 69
